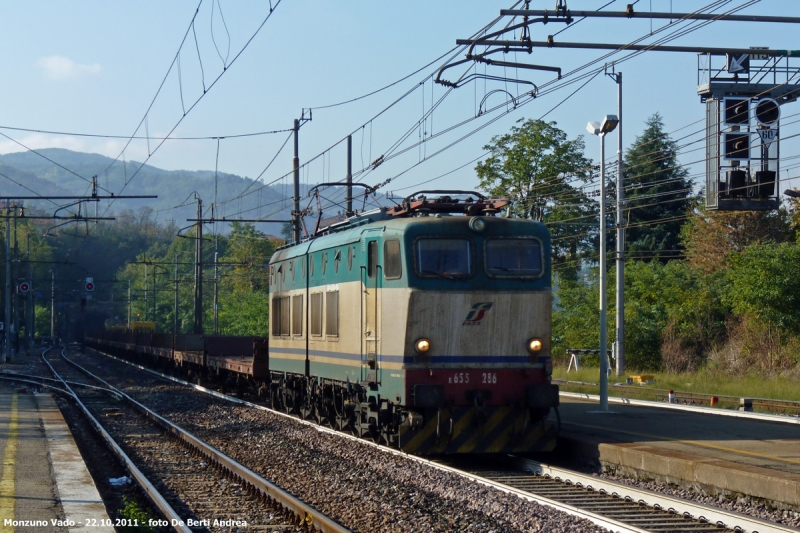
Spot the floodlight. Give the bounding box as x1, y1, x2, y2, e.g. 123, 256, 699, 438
600, 115, 619, 133
586, 122, 601, 135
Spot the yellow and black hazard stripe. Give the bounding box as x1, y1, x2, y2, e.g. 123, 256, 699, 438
398, 406, 557, 454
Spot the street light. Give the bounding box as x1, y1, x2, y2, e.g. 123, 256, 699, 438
587, 114, 619, 412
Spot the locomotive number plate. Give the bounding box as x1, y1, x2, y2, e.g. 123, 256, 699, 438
481, 372, 497, 384
449, 372, 470, 384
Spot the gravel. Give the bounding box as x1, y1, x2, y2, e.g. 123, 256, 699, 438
70, 350, 610, 532
55, 347, 800, 531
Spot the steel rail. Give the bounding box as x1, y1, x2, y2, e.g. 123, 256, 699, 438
508, 457, 800, 533
80, 348, 654, 532
40, 347, 192, 533
84, 346, 800, 532
59, 349, 352, 533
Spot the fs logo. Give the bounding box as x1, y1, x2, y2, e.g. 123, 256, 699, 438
462, 302, 493, 326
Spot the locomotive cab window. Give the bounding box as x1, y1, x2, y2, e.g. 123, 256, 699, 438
384, 239, 402, 279
485, 238, 543, 278
415, 238, 472, 278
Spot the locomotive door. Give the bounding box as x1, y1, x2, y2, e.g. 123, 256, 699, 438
362, 239, 380, 384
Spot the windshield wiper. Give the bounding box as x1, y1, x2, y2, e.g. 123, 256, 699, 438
421, 269, 455, 280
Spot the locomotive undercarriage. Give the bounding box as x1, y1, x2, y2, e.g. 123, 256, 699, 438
85, 342, 556, 453
265, 372, 404, 446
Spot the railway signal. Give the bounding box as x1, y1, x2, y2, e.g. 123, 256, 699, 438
84, 281, 95, 292
18, 282, 30, 293
755, 98, 780, 126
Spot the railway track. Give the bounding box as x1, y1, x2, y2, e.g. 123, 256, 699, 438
435, 455, 800, 533
79, 345, 800, 533
35, 346, 350, 533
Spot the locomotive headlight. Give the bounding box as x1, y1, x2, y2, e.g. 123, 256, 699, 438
415, 338, 431, 353
469, 216, 486, 232
527, 338, 543, 354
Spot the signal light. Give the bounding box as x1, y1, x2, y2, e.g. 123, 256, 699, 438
755, 98, 780, 126
723, 133, 750, 160
18, 282, 30, 293
85, 282, 95, 292
724, 98, 750, 125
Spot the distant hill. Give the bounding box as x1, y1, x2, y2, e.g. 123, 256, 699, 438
0, 148, 295, 232
0, 148, 399, 235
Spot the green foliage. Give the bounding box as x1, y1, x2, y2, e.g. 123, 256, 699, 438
725, 243, 800, 330
218, 290, 270, 336
623, 113, 692, 261
476, 118, 595, 273
118, 496, 156, 532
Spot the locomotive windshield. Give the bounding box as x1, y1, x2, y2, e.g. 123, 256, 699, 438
416, 238, 472, 278
485, 238, 543, 278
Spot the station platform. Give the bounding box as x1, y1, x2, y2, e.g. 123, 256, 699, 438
0, 387, 112, 532
557, 395, 800, 510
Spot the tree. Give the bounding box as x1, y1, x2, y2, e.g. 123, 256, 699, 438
476, 118, 595, 273
623, 113, 692, 261
680, 207, 792, 274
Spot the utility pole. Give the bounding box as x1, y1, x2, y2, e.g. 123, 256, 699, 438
152, 266, 157, 328
4, 208, 10, 362
174, 255, 179, 334
608, 69, 625, 376
292, 111, 312, 244
292, 119, 300, 244
346, 135, 353, 216
144, 262, 148, 321
13, 209, 18, 356
193, 197, 203, 334
50, 270, 55, 339
27, 258, 33, 353
213, 250, 218, 335
127, 279, 131, 326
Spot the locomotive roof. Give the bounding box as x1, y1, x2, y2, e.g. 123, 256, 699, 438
270, 212, 549, 263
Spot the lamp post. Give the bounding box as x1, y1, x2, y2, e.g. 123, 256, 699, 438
587, 115, 619, 412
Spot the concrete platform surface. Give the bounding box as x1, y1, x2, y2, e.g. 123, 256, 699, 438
559, 397, 800, 509
0, 391, 113, 532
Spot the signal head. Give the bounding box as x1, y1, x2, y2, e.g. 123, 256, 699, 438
18, 282, 30, 293
85, 282, 95, 292
755, 98, 780, 126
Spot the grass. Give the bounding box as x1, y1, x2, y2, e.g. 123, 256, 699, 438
553, 366, 800, 402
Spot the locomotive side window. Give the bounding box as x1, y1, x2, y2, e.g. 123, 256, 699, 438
279, 296, 290, 336
271, 296, 281, 336
325, 290, 339, 336
367, 241, 378, 279
310, 292, 323, 336
291, 295, 303, 336
415, 239, 472, 278
384, 239, 402, 279
272, 295, 290, 337
310, 255, 315, 277
485, 238, 543, 278
348, 246, 354, 271
321, 252, 328, 275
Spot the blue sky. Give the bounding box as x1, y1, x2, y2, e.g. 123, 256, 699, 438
1, 0, 799, 211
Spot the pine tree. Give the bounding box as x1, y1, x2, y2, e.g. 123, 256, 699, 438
623, 113, 692, 261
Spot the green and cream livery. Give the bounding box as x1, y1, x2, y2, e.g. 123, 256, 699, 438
268, 195, 559, 454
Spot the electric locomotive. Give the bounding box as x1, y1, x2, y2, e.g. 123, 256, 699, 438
268, 191, 559, 454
